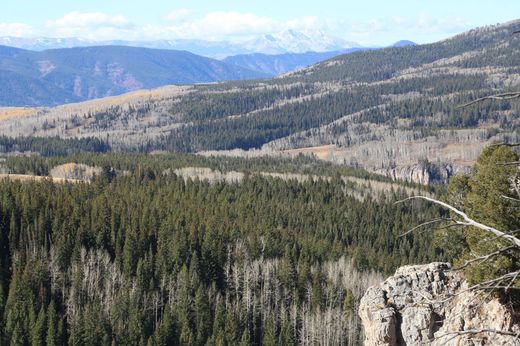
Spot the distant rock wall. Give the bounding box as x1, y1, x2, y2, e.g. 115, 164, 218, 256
359, 262, 519, 345
376, 163, 471, 185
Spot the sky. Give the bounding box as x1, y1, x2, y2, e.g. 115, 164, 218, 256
1, 0, 520, 45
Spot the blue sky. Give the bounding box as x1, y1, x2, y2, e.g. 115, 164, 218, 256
1, 0, 520, 45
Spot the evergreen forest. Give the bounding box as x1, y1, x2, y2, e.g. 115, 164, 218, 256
0, 152, 444, 345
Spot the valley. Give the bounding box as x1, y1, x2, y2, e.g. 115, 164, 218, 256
0, 6, 519, 344
1, 20, 518, 183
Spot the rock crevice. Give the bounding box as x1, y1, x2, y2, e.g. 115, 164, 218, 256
359, 262, 519, 345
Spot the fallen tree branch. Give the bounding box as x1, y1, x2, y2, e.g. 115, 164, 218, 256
399, 218, 453, 237
454, 245, 517, 270
437, 328, 520, 344
505, 270, 520, 291
466, 270, 520, 292
490, 143, 520, 148
496, 160, 520, 166
502, 195, 520, 203
475, 228, 520, 246
396, 196, 520, 247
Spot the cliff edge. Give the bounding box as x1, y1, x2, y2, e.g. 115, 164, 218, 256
358, 262, 519, 345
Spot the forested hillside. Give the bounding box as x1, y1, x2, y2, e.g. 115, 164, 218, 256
0, 152, 443, 345
0, 45, 267, 106
1, 20, 519, 183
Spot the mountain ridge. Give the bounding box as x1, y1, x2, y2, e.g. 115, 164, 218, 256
391, 40, 416, 47
1, 19, 519, 183
0, 29, 362, 58
222, 48, 363, 76
0, 45, 268, 106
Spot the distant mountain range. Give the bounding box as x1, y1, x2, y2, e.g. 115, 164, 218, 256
0, 45, 268, 106
0, 31, 417, 107
222, 41, 416, 76
235, 29, 361, 55
0, 29, 365, 58
223, 49, 362, 76
0, 19, 517, 184
391, 40, 417, 47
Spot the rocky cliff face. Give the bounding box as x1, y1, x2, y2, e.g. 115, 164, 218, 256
381, 165, 446, 185
377, 163, 472, 185
359, 262, 519, 345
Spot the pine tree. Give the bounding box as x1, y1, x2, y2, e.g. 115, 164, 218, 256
262, 317, 276, 346
123, 232, 139, 277
311, 270, 324, 311
46, 301, 58, 346
224, 310, 237, 345
176, 266, 193, 345
343, 290, 355, 316
31, 306, 47, 346
194, 286, 211, 346
239, 329, 251, 346
57, 318, 65, 346
449, 145, 520, 286
179, 323, 194, 346
10, 322, 27, 346
68, 319, 84, 346
128, 303, 145, 345
154, 307, 176, 346
4, 273, 31, 346
279, 318, 295, 346
212, 299, 225, 340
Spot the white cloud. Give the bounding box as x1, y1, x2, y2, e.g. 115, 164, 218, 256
47, 11, 129, 28
166, 11, 280, 39
44, 12, 132, 40
165, 9, 191, 22
0, 10, 476, 45
0, 22, 35, 37
37, 10, 283, 41
286, 16, 320, 31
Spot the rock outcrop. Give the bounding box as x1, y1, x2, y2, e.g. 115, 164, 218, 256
377, 163, 472, 185
359, 262, 520, 345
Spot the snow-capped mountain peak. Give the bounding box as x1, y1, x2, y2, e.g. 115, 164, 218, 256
0, 30, 362, 57
238, 29, 360, 54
